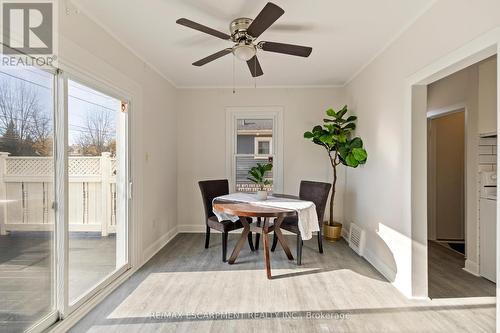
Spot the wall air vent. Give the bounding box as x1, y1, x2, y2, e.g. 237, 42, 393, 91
349, 223, 365, 256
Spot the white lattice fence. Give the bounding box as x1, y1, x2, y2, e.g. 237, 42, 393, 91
0, 152, 117, 236
6, 157, 54, 176
69, 157, 101, 176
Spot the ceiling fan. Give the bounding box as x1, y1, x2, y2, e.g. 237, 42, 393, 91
176, 2, 312, 78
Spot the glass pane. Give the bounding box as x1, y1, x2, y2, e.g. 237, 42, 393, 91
258, 141, 270, 155
236, 119, 272, 154
0, 66, 55, 331
235, 118, 273, 192
68, 80, 127, 304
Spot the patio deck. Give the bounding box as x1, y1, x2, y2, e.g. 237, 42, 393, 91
0, 232, 115, 332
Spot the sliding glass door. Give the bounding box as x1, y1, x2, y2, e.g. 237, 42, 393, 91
66, 78, 129, 307
0, 66, 130, 331
0, 67, 57, 331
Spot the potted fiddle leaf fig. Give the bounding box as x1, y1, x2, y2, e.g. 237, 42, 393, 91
247, 162, 273, 200
304, 105, 367, 241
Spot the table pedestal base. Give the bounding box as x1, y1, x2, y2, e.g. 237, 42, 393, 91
228, 216, 294, 279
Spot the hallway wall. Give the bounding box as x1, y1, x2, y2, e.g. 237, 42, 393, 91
344, 0, 500, 296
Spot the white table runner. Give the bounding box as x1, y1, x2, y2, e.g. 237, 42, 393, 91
213, 192, 319, 240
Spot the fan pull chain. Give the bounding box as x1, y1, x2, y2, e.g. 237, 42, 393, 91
232, 55, 236, 94
254, 56, 257, 89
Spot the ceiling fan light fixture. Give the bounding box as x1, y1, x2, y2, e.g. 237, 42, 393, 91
232, 43, 256, 61
177, 2, 312, 78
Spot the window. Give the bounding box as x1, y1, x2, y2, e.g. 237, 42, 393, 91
255, 137, 272, 157
226, 108, 283, 193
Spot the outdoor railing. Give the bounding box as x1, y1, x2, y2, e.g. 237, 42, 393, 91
0, 152, 117, 236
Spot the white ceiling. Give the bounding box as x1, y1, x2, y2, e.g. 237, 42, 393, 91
72, 0, 435, 87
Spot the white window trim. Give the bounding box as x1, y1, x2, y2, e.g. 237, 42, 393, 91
254, 137, 273, 158
225, 106, 284, 193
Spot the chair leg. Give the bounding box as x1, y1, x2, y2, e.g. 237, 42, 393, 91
297, 234, 303, 265
205, 225, 210, 249
222, 232, 228, 262
318, 229, 324, 254
248, 232, 255, 251
255, 217, 261, 250
271, 232, 278, 252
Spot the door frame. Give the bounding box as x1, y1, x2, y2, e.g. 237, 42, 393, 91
406, 27, 500, 300
56, 67, 132, 316
225, 106, 284, 193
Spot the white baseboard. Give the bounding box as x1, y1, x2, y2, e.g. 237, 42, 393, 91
177, 224, 206, 233
463, 259, 480, 276
341, 226, 349, 240
142, 226, 179, 263
362, 250, 397, 283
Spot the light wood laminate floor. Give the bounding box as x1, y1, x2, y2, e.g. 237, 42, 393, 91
71, 233, 495, 333
428, 240, 495, 298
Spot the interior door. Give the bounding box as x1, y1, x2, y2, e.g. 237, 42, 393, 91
430, 111, 465, 241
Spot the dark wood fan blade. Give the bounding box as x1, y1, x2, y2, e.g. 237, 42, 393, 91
260, 41, 312, 57
246, 56, 263, 77
193, 49, 232, 66
176, 18, 230, 40
246, 2, 284, 38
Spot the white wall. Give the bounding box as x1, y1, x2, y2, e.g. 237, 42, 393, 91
478, 57, 498, 134
344, 0, 500, 297
59, 2, 177, 265
176, 88, 347, 231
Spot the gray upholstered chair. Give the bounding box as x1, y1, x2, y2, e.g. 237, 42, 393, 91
198, 179, 254, 262
271, 180, 331, 265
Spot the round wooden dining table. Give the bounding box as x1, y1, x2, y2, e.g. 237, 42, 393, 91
213, 201, 297, 279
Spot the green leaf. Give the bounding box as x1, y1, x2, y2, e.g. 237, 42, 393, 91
343, 123, 356, 130
323, 118, 334, 123
249, 169, 260, 179
337, 134, 347, 143
319, 134, 333, 145
352, 148, 367, 161
337, 105, 348, 118
312, 125, 323, 134
345, 154, 359, 167
312, 138, 325, 147
349, 137, 363, 148
345, 115, 357, 122
324, 124, 334, 132
326, 108, 336, 117
247, 176, 259, 183
304, 131, 314, 139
